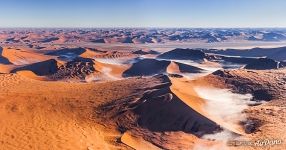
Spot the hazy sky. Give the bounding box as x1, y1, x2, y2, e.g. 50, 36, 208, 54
0, 0, 286, 28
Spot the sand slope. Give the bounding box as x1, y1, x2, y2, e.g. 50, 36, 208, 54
0, 47, 12, 64
3, 72, 225, 149
123, 59, 204, 77
169, 77, 245, 135
11, 59, 60, 76
0, 73, 157, 150
1, 47, 53, 65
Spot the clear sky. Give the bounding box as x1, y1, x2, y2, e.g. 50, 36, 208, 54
0, 0, 285, 28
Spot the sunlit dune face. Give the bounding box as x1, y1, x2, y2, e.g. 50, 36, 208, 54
1, 47, 53, 65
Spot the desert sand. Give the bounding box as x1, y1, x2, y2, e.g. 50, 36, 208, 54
1, 29, 286, 150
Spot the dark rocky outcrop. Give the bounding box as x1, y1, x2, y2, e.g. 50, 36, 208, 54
51, 57, 97, 80
211, 69, 286, 101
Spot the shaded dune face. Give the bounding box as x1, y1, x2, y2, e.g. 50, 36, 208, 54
204, 46, 286, 61
123, 59, 204, 77
11, 59, 59, 76
132, 50, 160, 55
0, 47, 12, 64
123, 59, 171, 77
10, 57, 98, 81
157, 48, 286, 71
90, 38, 106, 43
157, 48, 207, 61
175, 61, 204, 73
244, 58, 280, 70
133, 86, 221, 136
99, 75, 221, 137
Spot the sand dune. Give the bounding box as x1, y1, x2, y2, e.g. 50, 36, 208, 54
98, 75, 224, 149
11, 59, 60, 76
167, 61, 205, 74
123, 58, 204, 77
1, 47, 53, 65
15, 70, 49, 81
94, 60, 130, 78
157, 48, 207, 61
166, 61, 181, 74
1, 59, 285, 150
0, 47, 12, 64
169, 77, 246, 135
244, 58, 280, 70
0, 64, 16, 73
1, 28, 286, 150
0, 73, 156, 150
123, 59, 170, 77
80, 48, 107, 58
204, 46, 286, 61
1, 31, 286, 149
121, 131, 161, 150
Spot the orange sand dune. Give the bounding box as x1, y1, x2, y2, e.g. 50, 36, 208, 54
79, 48, 105, 58
0, 64, 17, 73
98, 74, 229, 149
0, 73, 153, 150
11, 59, 60, 76
121, 131, 160, 150
94, 60, 130, 78
166, 61, 181, 74
84, 60, 130, 82
169, 77, 245, 135
1, 47, 54, 65
16, 70, 49, 81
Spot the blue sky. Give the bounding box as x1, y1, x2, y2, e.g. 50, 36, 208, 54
0, 0, 285, 28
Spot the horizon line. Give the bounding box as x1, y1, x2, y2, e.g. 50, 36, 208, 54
1, 26, 286, 29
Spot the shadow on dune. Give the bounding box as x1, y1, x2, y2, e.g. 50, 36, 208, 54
134, 86, 221, 136
98, 75, 221, 137
0, 47, 12, 64
123, 59, 204, 77
204, 47, 286, 61
157, 48, 207, 61
123, 59, 170, 77
11, 59, 59, 76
